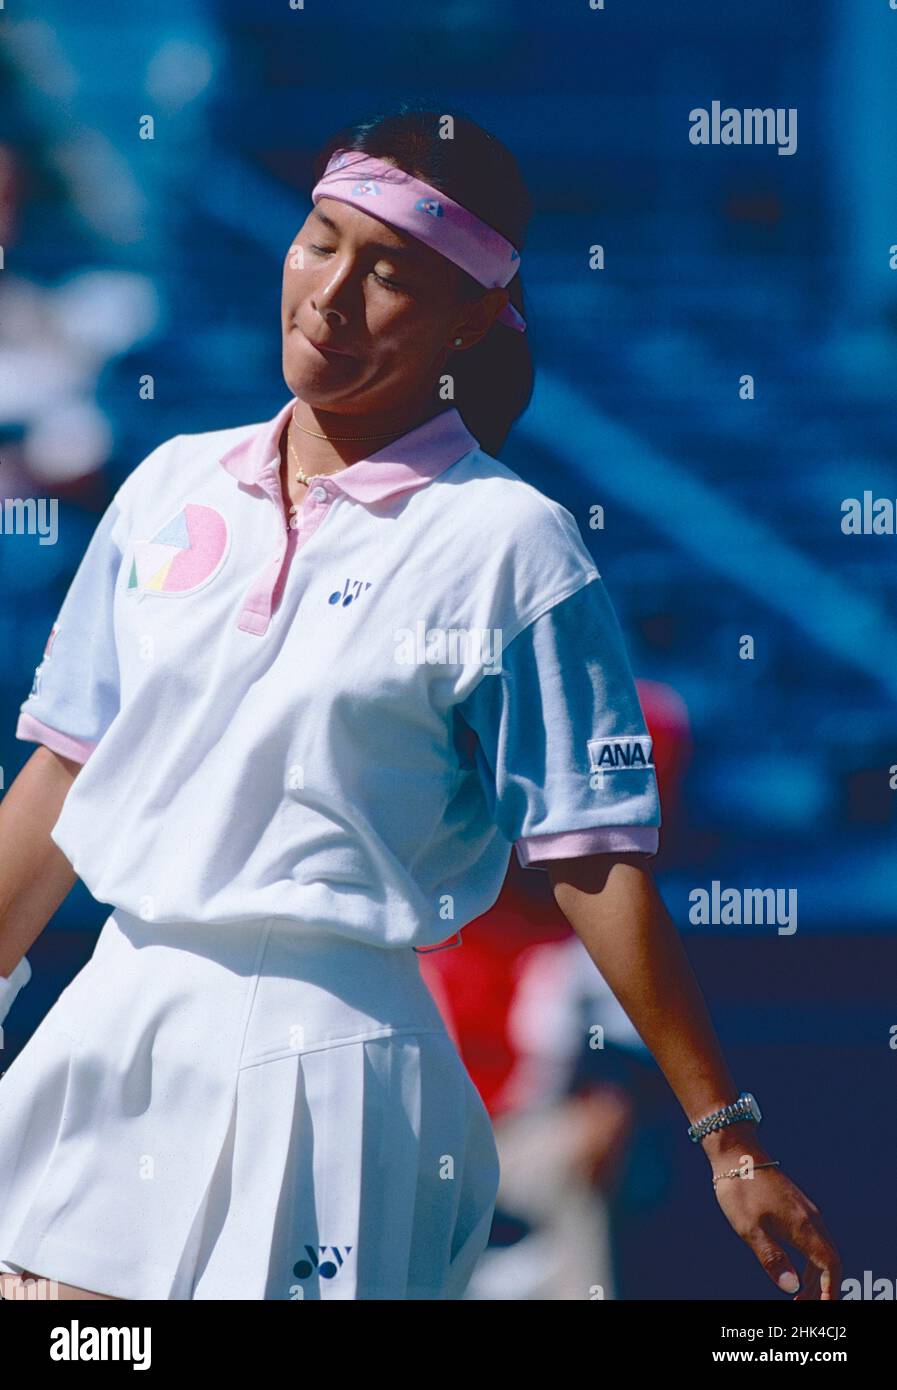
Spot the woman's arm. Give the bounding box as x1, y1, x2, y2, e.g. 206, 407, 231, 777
547, 852, 842, 1300
0, 745, 81, 977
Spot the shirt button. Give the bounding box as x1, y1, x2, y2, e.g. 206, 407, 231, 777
311, 485, 327, 502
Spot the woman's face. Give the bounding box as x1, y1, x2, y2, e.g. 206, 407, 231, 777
281, 192, 502, 416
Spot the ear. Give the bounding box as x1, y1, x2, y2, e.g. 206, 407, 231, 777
454, 287, 510, 348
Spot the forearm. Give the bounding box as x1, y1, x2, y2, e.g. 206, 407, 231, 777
547, 853, 766, 1167
0, 745, 81, 976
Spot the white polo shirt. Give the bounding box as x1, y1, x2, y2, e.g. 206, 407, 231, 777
17, 398, 661, 949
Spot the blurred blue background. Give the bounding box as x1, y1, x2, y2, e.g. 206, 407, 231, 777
0, 0, 894, 1299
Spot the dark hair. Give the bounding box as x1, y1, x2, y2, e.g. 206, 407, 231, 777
311, 102, 534, 458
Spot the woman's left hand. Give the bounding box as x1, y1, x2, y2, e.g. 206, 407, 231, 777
711, 1151, 842, 1299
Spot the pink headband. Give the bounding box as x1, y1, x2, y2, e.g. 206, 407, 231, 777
310, 148, 526, 333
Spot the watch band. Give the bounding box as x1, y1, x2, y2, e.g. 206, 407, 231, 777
687, 1090, 761, 1143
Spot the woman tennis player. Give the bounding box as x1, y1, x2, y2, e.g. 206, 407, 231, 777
0, 106, 840, 1301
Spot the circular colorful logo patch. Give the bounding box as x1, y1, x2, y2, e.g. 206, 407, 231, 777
127, 503, 229, 598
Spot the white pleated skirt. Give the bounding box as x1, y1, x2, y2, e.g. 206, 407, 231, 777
0, 909, 500, 1300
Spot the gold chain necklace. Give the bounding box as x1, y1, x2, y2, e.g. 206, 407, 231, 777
286, 408, 408, 487
286, 418, 404, 529
286, 405, 408, 489
286, 432, 321, 490
291, 409, 409, 442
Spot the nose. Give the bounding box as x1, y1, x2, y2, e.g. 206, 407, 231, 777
311, 257, 352, 326
313, 301, 348, 327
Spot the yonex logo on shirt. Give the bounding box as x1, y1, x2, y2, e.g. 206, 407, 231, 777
587, 734, 654, 774
292, 1244, 353, 1282
328, 577, 372, 606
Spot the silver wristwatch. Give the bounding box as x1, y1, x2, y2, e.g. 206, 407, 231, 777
687, 1090, 762, 1143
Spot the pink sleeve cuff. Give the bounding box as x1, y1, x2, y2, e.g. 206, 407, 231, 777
16, 712, 96, 765
515, 825, 659, 868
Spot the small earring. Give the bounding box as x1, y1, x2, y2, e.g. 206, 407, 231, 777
453, 337, 463, 347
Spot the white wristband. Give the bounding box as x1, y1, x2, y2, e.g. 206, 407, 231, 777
0, 954, 32, 1026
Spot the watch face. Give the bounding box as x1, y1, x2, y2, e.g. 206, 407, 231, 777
746, 1093, 761, 1123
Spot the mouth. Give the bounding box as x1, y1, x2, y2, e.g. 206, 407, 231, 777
297, 328, 355, 360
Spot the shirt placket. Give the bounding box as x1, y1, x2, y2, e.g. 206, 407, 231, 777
235, 467, 339, 636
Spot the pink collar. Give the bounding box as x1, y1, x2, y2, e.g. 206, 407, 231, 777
219, 397, 479, 504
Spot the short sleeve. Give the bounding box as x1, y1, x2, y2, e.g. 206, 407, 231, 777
455, 576, 662, 869
16, 492, 128, 765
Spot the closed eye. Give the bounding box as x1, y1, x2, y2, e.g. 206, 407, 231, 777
308, 243, 404, 293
